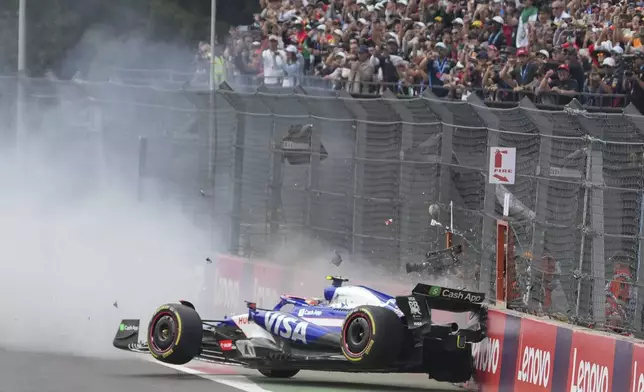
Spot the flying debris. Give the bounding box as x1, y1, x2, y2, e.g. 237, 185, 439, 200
206, 257, 213, 264
331, 250, 343, 267
113, 301, 118, 309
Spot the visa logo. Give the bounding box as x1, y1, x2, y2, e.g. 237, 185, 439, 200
263, 311, 308, 344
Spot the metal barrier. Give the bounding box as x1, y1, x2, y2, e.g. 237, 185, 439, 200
107, 66, 634, 110
3, 74, 644, 337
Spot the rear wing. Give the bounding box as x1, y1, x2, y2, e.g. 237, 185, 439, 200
413, 283, 485, 313
395, 284, 485, 328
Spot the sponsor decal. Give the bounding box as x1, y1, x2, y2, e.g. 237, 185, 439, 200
473, 310, 506, 388
263, 311, 308, 344
439, 288, 484, 303
567, 331, 615, 392
630, 344, 644, 392
515, 319, 556, 391
219, 340, 234, 351
407, 296, 422, 316
119, 323, 139, 332
298, 309, 322, 317
236, 316, 250, 325
428, 286, 441, 297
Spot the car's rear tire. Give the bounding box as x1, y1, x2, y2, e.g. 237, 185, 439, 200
257, 368, 300, 378
148, 303, 203, 365
340, 305, 404, 366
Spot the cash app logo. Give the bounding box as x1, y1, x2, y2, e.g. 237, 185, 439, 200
429, 286, 441, 297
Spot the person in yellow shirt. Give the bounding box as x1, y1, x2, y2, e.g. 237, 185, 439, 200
212, 45, 227, 87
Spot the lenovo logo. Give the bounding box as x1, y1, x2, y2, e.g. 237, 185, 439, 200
517, 345, 551, 387
633, 361, 644, 392
570, 348, 609, 392
473, 338, 500, 374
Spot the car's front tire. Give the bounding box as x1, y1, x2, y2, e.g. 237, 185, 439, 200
340, 305, 404, 366
257, 368, 300, 378
147, 303, 203, 365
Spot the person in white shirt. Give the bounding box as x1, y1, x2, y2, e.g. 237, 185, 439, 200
282, 45, 303, 87
262, 35, 286, 85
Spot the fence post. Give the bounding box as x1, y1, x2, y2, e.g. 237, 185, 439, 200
467, 93, 501, 298
91, 102, 106, 187
626, 103, 644, 334
520, 97, 554, 311
217, 85, 246, 255
338, 91, 367, 256
572, 100, 606, 326
136, 136, 148, 202
257, 85, 282, 247
293, 86, 320, 234
419, 90, 455, 252
382, 90, 414, 268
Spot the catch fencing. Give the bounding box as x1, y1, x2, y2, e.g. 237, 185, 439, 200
2, 74, 644, 337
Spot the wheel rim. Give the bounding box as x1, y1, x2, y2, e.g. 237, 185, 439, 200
150, 312, 177, 353
343, 314, 371, 355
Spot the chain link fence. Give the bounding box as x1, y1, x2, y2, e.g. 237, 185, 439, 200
3, 74, 644, 336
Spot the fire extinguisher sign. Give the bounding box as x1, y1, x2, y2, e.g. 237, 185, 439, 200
488, 147, 516, 184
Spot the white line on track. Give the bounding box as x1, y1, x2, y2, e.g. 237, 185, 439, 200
149, 359, 273, 392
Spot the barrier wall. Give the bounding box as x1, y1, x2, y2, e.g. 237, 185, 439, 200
203, 254, 644, 392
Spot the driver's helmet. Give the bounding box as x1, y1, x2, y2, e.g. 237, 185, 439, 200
305, 298, 321, 306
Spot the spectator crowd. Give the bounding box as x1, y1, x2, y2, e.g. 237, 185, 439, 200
210, 0, 644, 109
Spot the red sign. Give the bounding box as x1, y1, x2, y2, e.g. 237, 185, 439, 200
566, 330, 615, 392
473, 310, 506, 388
630, 343, 644, 392
515, 319, 557, 391
212, 255, 245, 313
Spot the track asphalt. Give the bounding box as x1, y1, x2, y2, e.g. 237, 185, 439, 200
0, 348, 462, 392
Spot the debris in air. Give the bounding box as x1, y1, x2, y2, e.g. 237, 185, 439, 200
385, 218, 393, 226
113, 301, 118, 308
331, 250, 342, 267
206, 257, 213, 264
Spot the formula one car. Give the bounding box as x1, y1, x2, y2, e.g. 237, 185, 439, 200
113, 276, 487, 383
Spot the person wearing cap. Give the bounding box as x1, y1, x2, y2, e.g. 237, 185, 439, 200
346, 45, 376, 94
262, 35, 287, 85
282, 44, 304, 87
506, 48, 538, 88
584, 56, 621, 107
487, 16, 507, 48
537, 63, 579, 106
419, 41, 454, 98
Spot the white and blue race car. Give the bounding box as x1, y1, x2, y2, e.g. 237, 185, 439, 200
113, 273, 487, 383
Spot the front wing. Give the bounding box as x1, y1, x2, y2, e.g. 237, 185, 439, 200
113, 318, 358, 370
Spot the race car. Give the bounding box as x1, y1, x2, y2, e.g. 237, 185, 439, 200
113, 275, 487, 383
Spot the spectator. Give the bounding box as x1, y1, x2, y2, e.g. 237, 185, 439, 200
218, 0, 644, 107
262, 35, 286, 85
283, 44, 305, 86
536, 63, 579, 105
